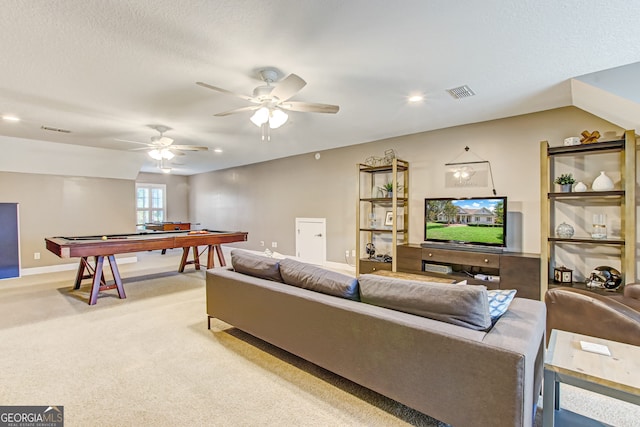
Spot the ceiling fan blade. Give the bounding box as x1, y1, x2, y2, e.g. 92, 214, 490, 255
151, 136, 174, 146
115, 138, 152, 146
270, 74, 306, 101
214, 105, 261, 117
279, 101, 340, 114
196, 81, 254, 102
172, 145, 209, 151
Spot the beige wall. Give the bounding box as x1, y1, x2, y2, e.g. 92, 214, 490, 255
188, 107, 625, 262
0, 171, 188, 270
135, 172, 189, 223
0, 172, 135, 268
0, 106, 629, 272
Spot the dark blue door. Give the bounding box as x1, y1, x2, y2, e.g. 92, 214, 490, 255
0, 203, 19, 279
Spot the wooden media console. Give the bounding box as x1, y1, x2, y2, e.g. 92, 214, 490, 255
396, 243, 541, 300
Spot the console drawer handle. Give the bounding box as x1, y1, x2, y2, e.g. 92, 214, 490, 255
428, 253, 433, 257
484, 259, 489, 263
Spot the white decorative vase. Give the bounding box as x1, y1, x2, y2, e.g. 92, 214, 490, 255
592, 171, 614, 191
574, 181, 587, 192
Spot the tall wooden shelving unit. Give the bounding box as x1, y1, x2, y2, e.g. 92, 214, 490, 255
540, 130, 636, 299
356, 159, 409, 275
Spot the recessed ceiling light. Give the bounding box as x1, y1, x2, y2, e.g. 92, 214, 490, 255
214, 148, 223, 153
2, 115, 20, 122
408, 95, 424, 103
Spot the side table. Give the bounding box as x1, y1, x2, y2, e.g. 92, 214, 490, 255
543, 329, 640, 426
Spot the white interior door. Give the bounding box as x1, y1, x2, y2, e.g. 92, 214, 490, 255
295, 218, 326, 265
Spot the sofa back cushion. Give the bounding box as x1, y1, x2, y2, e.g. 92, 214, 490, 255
359, 274, 491, 330
279, 258, 360, 301
231, 250, 283, 282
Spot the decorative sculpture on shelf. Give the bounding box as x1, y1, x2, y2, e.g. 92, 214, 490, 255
383, 149, 397, 165
580, 130, 601, 144
365, 149, 399, 166
364, 156, 383, 167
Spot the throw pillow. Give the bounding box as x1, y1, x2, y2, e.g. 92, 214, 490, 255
230, 249, 283, 282
358, 274, 492, 330
279, 258, 360, 301
487, 289, 517, 321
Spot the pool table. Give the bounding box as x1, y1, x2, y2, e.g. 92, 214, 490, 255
45, 229, 248, 305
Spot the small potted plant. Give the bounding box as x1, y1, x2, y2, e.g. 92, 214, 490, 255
554, 173, 576, 192
381, 182, 394, 197
379, 182, 403, 198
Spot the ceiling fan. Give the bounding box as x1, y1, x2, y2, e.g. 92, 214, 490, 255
117, 125, 209, 161
196, 68, 339, 140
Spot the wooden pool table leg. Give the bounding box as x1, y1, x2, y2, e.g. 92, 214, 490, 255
74, 257, 88, 290
107, 255, 126, 300
214, 245, 226, 267
192, 246, 201, 270
85, 255, 125, 305
89, 256, 105, 305
178, 247, 190, 272
75, 257, 107, 289
179, 246, 207, 271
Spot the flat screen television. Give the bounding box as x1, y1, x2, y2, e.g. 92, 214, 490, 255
424, 197, 507, 247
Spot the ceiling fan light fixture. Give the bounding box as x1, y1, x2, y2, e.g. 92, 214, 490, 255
250, 107, 270, 127
161, 148, 175, 160
148, 149, 162, 160
269, 108, 288, 129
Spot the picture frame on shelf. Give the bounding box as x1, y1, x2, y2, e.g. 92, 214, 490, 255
384, 211, 393, 226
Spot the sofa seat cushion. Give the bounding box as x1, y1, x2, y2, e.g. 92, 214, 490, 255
230, 250, 283, 282
279, 258, 360, 301
359, 274, 492, 330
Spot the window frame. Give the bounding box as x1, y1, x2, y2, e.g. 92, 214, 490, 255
135, 183, 167, 228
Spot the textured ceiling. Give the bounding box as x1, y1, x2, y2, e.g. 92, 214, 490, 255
1, 0, 640, 175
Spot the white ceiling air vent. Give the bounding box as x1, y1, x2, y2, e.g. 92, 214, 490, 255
447, 85, 475, 99
41, 125, 71, 133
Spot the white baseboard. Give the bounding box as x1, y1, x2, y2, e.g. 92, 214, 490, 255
324, 260, 356, 275
20, 256, 138, 276
226, 248, 356, 275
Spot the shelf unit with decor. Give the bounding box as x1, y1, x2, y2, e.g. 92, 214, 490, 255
540, 131, 636, 299
356, 159, 409, 275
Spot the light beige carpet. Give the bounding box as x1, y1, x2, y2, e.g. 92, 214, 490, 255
1, 250, 638, 426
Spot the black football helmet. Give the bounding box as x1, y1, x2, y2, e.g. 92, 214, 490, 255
587, 266, 622, 290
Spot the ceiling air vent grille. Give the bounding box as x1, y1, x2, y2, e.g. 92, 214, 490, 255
447, 85, 475, 99
41, 125, 71, 133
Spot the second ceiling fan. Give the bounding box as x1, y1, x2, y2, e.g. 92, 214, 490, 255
196, 68, 339, 140
120, 125, 208, 160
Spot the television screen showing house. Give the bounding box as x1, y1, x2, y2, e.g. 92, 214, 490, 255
425, 198, 505, 245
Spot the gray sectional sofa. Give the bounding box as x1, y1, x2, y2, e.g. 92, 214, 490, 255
206, 250, 546, 427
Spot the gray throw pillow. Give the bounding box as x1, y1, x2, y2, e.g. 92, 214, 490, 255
279, 258, 360, 301
230, 250, 283, 282
359, 274, 491, 330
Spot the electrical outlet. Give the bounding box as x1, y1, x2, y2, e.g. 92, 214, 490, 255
34, 252, 40, 260
271, 242, 277, 248
345, 250, 350, 257
260, 241, 264, 247
351, 249, 356, 257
